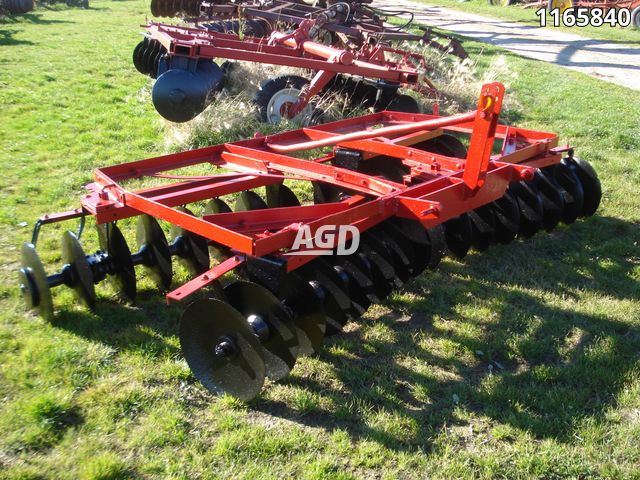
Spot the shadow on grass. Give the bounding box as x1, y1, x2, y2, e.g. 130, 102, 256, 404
254, 215, 639, 450
47, 214, 638, 452
0, 12, 72, 25
52, 288, 182, 357
0, 28, 33, 45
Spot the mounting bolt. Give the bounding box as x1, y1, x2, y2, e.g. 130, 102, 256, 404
214, 337, 238, 359
421, 205, 440, 216
520, 168, 535, 181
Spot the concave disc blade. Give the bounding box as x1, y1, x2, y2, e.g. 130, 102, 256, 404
298, 261, 351, 335
150, 0, 160, 16
265, 184, 301, 207
326, 258, 371, 318
235, 191, 268, 211
137, 215, 173, 290
312, 182, 346, 204
132, 40, 147, 74
369, 225, 413, 282
547, 163, 584, 225
277, 272, 326, 355
491, 191, 521, 244
390, 218, 431, 273
413, 133, 467, 159
19, 243, 54, 321
180, 298, 266, 401
469, 204, 495, 252
443, 214, 472, 259
357, 244, 394, 302
426, 225, 447, 269
509, 181, 544, 238
203, 198, 232, 262
224, 281, 299, 381
361, 233, 403, 289
170, 206, 210, 275
97, 223, 137, 302
532, 170, 564, 232
564, 157, 601, 217
333, 253, 377, 303
61, 231, 96, 310
314, 258, 355, 320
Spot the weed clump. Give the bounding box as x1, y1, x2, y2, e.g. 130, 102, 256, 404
160, 51, 517, 152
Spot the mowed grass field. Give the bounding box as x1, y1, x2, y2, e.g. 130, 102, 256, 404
1, 1, 640, 478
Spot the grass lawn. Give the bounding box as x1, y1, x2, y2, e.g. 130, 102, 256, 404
412, 0, 640, 44
1, 1, 640, 478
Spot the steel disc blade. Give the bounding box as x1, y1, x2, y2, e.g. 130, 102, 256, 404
136, 215, 173, 290
132, 40, 147, 74
97, 223, 137, 301
204, 198, 232, 215
361, 233, 403, 289
235, 191, 268, 211
170, 207, 210, 275
413, 133, 467, 159
19, 243, 54, 321
426, 225, 447, 269
443, 214, 472, 259
326, 258, 371, 317
390, 218, 431, 273
564, 157, 601, 217
469, 204, 496, 252
61, 231, 96, 310
386, 94, 421, 114
265, 184, 301, 207
369, 226, 414, 282
180, 298, 266, 401
314, 259, 355, 318
548, 163, 584, 225
203, 198, 232, 262
532, 171, 564, 231
336, 252, 378, 304
277, 272, 326, 355
357, 243, 394, 302
224, 281, 299, 381
491, 191, 521, 244
312, 182, 346, 204
150, 0, 160, 16
509, 181, 544, 238
298, 262, 350, 335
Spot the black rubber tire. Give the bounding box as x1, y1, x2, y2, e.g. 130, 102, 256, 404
254, 75, 311, 124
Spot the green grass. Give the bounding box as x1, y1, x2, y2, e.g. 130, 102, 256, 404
1, 1, 640, 478
413, 0, 640, 44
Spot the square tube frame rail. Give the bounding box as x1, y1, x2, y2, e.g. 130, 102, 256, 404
37, 82, 567, 303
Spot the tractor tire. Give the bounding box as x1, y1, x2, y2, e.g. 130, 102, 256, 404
254, 75, 315, 125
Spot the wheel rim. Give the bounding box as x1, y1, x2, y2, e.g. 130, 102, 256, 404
265, 88, 313, 125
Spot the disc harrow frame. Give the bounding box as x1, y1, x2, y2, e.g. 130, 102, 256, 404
19, 82, 602, 401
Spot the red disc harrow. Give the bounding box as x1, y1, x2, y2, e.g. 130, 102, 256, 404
18, 82, 602, 401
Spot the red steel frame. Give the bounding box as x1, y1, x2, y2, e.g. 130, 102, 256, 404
145, 20, 436, 116
36, 83, 570, 304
